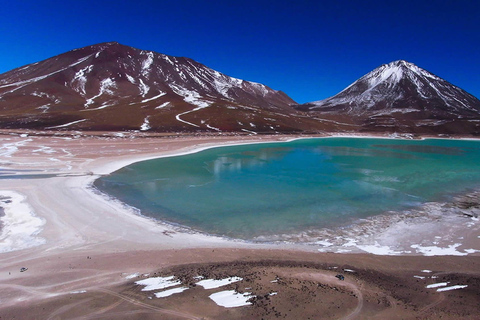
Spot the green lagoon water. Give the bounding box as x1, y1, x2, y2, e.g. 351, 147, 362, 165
94, 138, 480, 240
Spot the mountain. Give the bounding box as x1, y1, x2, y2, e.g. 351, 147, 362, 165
2, 49, 479, 135
0, 42, 321, 133
296, 60, 480, 135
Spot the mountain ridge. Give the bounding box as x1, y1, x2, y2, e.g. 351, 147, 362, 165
1, 43, 479, 135
295, 60, 480, 135
0, 42, 310, 133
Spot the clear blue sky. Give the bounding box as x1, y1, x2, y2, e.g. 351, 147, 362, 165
1, 0, 479, 103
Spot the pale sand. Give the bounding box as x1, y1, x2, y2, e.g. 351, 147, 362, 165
0, 131, 479, 319
0, 133, 296, 304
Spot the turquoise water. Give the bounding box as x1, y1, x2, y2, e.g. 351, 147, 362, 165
94, 138, 480, 240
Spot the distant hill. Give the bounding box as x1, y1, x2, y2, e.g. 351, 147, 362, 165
295, 60, 480, 135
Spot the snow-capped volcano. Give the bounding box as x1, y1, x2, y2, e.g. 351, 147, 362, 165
296, 60, 480, 134
0, 42, 305, 132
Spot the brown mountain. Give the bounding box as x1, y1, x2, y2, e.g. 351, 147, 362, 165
1, 47, 480, 135
0, 42, 322, 133
295, 60, 480, 135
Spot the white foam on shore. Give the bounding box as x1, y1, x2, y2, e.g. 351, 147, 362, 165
0, 190, 46, 252
308, 198, 480, 256
356, 242, 406, 255
196, 277, 243, 289
410, 244, 469, 256
208, 290, 252, 308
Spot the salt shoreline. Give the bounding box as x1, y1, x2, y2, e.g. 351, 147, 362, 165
0, 132, 478, 256
89, 135, 480, 256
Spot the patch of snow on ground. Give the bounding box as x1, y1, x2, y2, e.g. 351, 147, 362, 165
70, 290, 87, 294
154, 287, 189, 298
208, 290, 252, 308
414, 276, 426, 279
0, 190, 46, 253
436, 285, 468, 292
196, 277, 243, 289
135, 276, 181, 291
125, 273, 140, 279
464, 249, 480, 254
426, 282, 448, 289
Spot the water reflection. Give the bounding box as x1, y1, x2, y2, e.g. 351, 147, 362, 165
95, 138, 480, 239
206, 147, 292, 176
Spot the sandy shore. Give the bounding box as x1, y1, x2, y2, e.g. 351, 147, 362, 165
0, 131, 479, 319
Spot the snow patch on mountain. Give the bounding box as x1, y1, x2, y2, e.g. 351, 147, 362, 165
141, 52, 154, 76
85, 78, 116, 108
170, 83, 212, 108
163, 55, 175, 66
138, 79, 150, 97
141, 92, 166, 103
155, 102, 170, 109
140, 116, 151, 131
304, 60, 480, 117
0, 53, 95, 97
126, 74, 136, 84
46, 119, 87, 129
71, 65, 93, 95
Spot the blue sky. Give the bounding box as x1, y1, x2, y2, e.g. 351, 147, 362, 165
1, 0, 479, 103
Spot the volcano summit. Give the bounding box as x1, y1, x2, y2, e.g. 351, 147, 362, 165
296, 60, 480, 135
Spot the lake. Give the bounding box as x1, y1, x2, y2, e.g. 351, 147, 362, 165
94, 138, 480, 241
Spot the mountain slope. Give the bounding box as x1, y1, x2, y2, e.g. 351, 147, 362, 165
296, 60, 480, 135
0, 42, 315, 133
